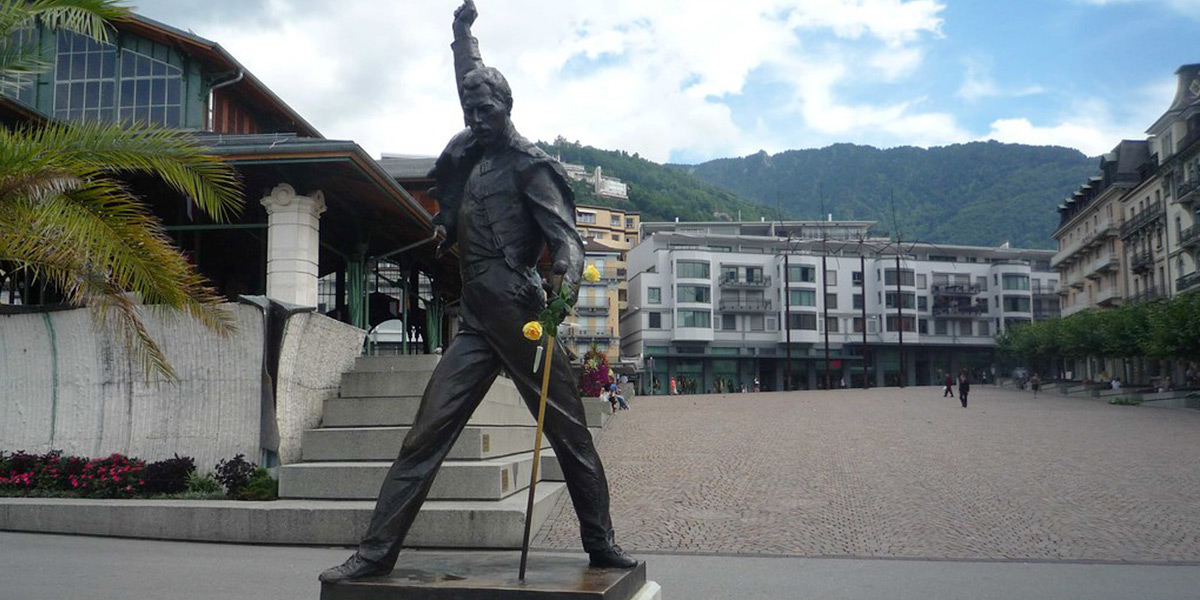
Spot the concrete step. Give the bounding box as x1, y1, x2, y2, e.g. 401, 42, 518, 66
301, 425, 538, 462
278, 451, 563, 500
0, 482, 568, 548
353, 354, 441, 373
323, 395, 536, 428
339, 370, 434, 398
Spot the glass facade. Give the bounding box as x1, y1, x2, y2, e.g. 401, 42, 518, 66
52, 31, 184, 126
677, 261, 710, 279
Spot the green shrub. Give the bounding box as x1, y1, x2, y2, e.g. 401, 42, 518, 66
185, 471, 223, 495
235, 467, 278, 501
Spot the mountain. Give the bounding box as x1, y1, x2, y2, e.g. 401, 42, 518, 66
541, 138, 1099, 250
539, 138, 774, 223
680, 141, 1098, 249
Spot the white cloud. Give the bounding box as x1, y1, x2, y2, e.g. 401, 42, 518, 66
139, 0, 949, 163
957, 59, 1044, 102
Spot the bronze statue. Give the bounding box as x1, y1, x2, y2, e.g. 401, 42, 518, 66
319, 0, 637, 583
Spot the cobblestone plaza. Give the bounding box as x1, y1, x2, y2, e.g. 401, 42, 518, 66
534, 387, 1200, 563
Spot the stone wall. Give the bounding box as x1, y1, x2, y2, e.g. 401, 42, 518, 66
0, 304, 363, 470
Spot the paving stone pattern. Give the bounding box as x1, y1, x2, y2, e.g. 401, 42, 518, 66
531, 387, 1200, 562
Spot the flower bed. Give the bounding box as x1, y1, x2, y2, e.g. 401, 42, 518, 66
0, 450, 276, 500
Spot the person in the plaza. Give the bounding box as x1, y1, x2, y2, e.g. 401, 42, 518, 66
958, 372, 970, 408
319, 0, 636, 582
1031, 372, 1041, 398
943, 372, 955, 398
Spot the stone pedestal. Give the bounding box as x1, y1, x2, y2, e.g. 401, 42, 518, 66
320, 551, 659, 600
261, 183, 326, 307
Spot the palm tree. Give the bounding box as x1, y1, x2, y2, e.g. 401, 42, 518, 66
0, 0, 244, 380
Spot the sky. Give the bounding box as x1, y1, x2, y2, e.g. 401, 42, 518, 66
137, 0, 1200, 165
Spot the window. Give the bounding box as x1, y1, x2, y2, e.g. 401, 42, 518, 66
853, 294, 864, 309
748, 315, 765, 331
788, 312, 818, 330
677, 285, 711, 303
917, 274, 927, 289
789, 289, 817, 306
1, 27, 38, 105
648, 312, 662, 328
53, 31, 117, 123
577, 211, 597, 224
852, 317, 865, 333
825, 270, 837, 285
647, 287, 661, 304
746, 267, 764, 283
677, 261, 710, 279
917, 296, 928, 311
625, 217, 635, 228
1002, 274, 1030, 290
721, 266, 738, 281
852, 271, 863, 286
884, 269, 915, 286
886, 316, 916, 332
918, 319, 928, 334
825, 317, 839, 332
885, 291, 916, 309
977, 321, 990, 336
788, 265, 816, 283
722, 314, 737, 330
825, 293, 838, 309
118, 45, 183, 126
935, 319, 948, 335
611, 234, 620, 241
611, 215, 621, 226
678, 310, 711, 328
1003, 295, 1031, 312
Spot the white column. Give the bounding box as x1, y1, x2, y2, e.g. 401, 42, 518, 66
260, 183, 326, 307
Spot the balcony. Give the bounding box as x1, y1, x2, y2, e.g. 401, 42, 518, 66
1033, 307, 1060, 320
565, 326, 616, 342
1079, 221, 1116, 249
1031, 285, 1058, 298
1130, 251, 1155, 274
718, 298, 774, 313
931, 283, 981, 296
932, 304, 988, 318
1068, 272, 1086, 289
595, 266, 627, 282
575, 301, 609, 315
1056, 282, 1070, 296
1085, 252, 1117, 279
1180, 224, 1200, 249
1119, 204, 1164, 239
1095, 286, 1121, 307
1129, 285, 1166, 305
718, 273, 772, 288
1177, 271, 1200, 293
1175, 174, 1200, 206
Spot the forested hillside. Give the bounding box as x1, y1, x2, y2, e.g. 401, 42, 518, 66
539, 138, 773, 223
681, 142, 1097, 249
541, 138, 1099, 249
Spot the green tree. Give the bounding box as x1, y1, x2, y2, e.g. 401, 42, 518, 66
0, 1, 243, 379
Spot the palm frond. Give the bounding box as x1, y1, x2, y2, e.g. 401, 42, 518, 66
25, 0, 128, 41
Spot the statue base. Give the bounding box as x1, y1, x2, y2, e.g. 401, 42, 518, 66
320, 551, 658, 600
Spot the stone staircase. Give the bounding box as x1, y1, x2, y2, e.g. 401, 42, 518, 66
0, 354, 615, 548
277, 354, 611, 548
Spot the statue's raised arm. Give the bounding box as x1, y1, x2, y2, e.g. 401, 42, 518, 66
452, 0, 483, 102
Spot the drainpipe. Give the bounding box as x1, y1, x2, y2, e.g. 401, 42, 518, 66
207, 70, 245, 131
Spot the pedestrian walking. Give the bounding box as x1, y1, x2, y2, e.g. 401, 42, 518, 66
669, 377, 678, 396
1031, 373, 1041, 398
943, 373, 955, 398
958, 373, 970, 408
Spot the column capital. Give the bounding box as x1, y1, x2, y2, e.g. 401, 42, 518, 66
261, 183, 326, 218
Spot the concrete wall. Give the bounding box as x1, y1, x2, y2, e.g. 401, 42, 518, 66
1, 304, 266, 471
274, 312, 364, 464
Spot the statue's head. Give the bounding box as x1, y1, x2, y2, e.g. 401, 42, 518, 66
461, 67, 512, 146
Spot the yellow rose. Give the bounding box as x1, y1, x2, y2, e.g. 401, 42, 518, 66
522, 321, 544, 341
582, 264, 601, 283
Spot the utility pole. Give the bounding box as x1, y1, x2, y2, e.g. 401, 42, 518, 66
895, 234, 905, 388
860, 248, 869, 389
820, 188, 830, 390
783, 249, 792, 392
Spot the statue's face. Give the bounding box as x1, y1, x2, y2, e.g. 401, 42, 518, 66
462, 86, 508, 147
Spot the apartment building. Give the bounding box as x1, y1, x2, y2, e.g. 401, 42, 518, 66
621, 221, 1057, 394
1054, 63, 1200, 313
562, 205, 641, 365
